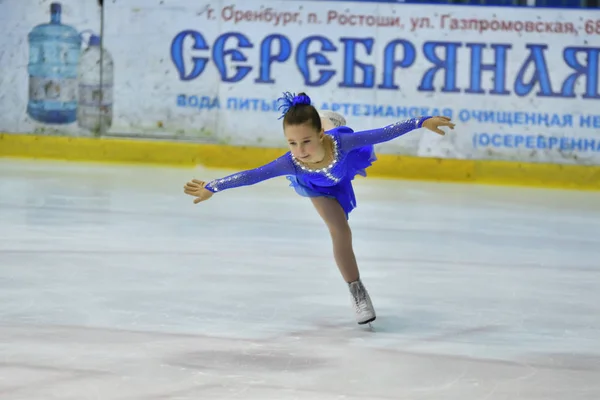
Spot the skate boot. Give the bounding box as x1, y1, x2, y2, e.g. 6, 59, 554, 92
348, 279, 376, 325
319, 110, 347, 127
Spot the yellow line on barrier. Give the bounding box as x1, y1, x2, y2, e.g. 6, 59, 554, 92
1, 133, 599, 190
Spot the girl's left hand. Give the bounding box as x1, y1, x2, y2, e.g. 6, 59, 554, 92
422, 116, 455, 135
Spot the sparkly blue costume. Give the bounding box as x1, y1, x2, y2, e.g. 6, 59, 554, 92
204, 116, 432, 219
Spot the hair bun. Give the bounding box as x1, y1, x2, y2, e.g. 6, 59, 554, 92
292, 93, 311, 106
276, 91, 312, 120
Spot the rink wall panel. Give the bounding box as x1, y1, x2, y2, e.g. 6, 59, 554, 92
2, 133, 600, 190
1, 0, 600, 190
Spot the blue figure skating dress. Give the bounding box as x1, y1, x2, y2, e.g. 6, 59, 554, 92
204, 117, 431, 219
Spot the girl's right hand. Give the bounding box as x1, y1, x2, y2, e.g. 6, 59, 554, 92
184, 179, 214, 204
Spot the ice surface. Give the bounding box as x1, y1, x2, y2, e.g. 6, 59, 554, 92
0, 158, 599, 399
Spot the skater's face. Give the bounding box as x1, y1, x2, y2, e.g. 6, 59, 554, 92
284, 123, 325, 163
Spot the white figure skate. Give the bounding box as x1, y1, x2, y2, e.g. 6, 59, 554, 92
348, 279, 376, 325
319, 110, 347, 129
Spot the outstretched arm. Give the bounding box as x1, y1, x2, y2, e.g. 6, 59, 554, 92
338, 117, 431, 151
184, 153, 296, 204
204, 153, 295, 193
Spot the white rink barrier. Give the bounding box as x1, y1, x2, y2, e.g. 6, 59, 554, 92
0, 0, 599, 166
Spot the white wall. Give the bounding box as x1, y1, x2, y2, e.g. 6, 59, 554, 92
1, 0, 599, 164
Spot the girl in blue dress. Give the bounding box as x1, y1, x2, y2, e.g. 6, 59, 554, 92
184, 92, 455, 325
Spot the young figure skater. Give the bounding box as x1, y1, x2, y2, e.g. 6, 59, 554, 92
184, 92, 455, 325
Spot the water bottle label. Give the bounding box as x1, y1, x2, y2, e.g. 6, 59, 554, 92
29, 76, 77, 102
78, 84, 113, 107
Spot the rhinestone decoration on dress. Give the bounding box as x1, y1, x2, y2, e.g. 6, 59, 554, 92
290, 135, 341, 183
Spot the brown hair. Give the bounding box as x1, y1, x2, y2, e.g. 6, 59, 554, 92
280, 92, 322, 132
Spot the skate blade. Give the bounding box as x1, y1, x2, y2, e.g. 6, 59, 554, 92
358, 316, 376, 325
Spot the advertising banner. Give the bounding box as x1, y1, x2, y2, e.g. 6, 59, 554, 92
0, 1, 102, 135
1, 0, 599, 164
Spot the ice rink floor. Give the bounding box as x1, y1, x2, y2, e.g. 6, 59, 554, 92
1, 158, 599, 399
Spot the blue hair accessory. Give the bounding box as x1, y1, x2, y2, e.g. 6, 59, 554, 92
276, 91, 311, 120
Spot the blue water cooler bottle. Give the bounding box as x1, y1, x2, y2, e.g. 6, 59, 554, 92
27, 2, 81, 124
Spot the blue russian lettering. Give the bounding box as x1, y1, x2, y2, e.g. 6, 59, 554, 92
503, 133, 514, 148
481, 111, 495, 123
478, 133, 490, 146
213, 33, 253, 83
524, 113, 536, 125
409, 107, 420, 118
170, 30, 600, 102
514, 134, 524, 148
562, 47, 600, 99
537, 136, 547, 149
372, 105, 384, 117
525, 135, 535, 149
339, 38, 375, 88
377, 40, 416, 90
255, 34, 292, 84
497, 112, 513, 126
418, 41, 461, 93
580, 115, 591, 128
562, 115, 573, 127
491, 133, 502, 147
549, 113, 562, 127
227, 98, 238, 109
465, 43, 511, 95
238, 98, 250, 110
459, 109, 471, 122
396, 107, 409, 118
513, 112, 525, 125
385, 106, 395, 118
296, 36, 337, 86
171, 30, 209, 81
514, 44, 560, 97
188, 95, 199, 107
261, 100, 277, 112
199, 96, 219, 109
583, 139, 596, 151
339, 103, 351, 115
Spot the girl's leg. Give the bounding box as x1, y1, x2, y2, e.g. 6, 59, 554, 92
310, 196, 359, 283
310, 196, 376, 324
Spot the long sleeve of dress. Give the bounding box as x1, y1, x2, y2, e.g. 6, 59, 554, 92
204, 153, 296, 193
338, 117, 431, 151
